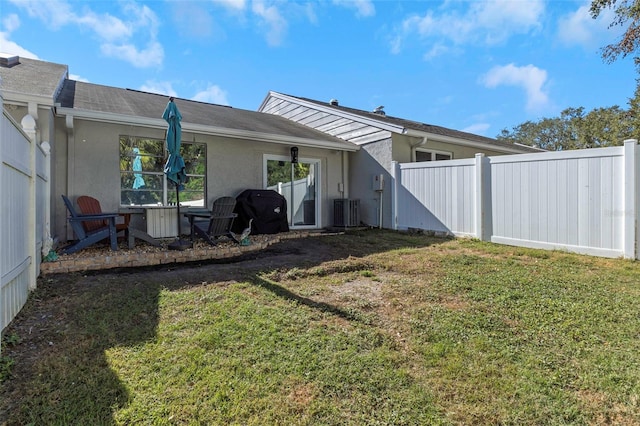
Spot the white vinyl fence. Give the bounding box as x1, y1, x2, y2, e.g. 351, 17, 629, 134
268, 177, 316, 226
1, 97, 48, 352
392, 139, 640, 259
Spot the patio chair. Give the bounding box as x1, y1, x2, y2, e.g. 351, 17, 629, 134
76, 195, 161, 249
77, 195, 130, 237
61, 195, 118, 255
184, 196, 237, 245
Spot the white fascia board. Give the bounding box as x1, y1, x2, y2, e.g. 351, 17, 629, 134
267, 91, 406, 134
55, 107, 359, 152
403, 129, 538, 154
2, 91, 55, 107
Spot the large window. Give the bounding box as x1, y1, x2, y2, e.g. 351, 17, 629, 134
415, 149, 452, 162
119, 136, 206, 207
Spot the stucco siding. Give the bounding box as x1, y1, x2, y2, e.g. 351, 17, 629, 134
349, 139, 394, 228
53, 119, 347, 242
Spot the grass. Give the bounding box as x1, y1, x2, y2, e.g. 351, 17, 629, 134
1, 229, 640, 424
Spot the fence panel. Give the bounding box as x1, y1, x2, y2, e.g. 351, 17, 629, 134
1, 110, 32, 333
489, 148, 626, 257
393, 142, 638, 259
395, 159, 476, 236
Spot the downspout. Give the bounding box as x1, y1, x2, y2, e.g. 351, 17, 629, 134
341, 150, 348, 199
410, 136, 428, 161
65, 114, 75, 241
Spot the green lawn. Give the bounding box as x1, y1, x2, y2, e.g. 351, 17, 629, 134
2, 230, 639, 425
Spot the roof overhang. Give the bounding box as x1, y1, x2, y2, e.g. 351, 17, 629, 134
403, 129, 543, 154
265, 91, 406, 134
54, 106, 359, 152
1, 90, 56, 108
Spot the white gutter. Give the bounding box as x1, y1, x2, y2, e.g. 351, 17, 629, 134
403, 129, 541, 154
410, 136, 427, 162
2, 91, 56, 108
54, 106, 359, 152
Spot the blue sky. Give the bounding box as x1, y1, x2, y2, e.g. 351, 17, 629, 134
1, 0, 636, 137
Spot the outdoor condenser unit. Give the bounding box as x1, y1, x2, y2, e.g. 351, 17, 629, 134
334, 199, 360, 227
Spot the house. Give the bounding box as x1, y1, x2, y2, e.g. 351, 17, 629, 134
258, 91, 542, 229
0, 56, 358, 246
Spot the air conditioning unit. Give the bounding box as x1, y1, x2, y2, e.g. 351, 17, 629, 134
334, 199, 360, 227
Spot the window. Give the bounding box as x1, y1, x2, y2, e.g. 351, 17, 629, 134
119, 136, 206, 207
415, 149, 452, 162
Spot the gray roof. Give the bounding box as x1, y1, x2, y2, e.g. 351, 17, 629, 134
56, 81, 349, 142
287, 94, 541, 152
0, 56, 68, 100
0, 57, 355, 149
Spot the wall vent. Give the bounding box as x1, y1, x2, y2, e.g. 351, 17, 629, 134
334, 199, 360, 227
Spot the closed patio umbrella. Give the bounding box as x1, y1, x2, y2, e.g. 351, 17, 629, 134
163, 97, 192, 250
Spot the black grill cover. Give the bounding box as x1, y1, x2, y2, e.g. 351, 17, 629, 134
233, 189, 289, 235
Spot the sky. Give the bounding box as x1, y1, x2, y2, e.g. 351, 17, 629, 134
1, 0, 637, 137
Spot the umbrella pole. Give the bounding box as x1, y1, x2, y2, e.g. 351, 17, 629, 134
168, 184, 193, 250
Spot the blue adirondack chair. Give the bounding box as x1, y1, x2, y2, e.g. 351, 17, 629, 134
61, 195, 118, 254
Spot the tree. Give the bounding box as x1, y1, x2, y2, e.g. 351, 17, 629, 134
590, 0, 640, 64
497, 106, 633, 150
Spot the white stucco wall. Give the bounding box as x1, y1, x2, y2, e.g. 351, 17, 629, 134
51, 118, 348, 241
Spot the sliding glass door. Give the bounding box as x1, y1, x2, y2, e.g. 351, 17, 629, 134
265, 155, 319, 228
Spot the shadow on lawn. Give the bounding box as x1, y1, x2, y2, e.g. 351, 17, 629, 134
0, 229, 446, 424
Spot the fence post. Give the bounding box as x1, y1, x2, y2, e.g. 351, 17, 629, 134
623, 139, 638, 259
0, 82, 3, 355
21, 113, 37, 290
475, 153, 489, 241
391, 161, 399, 230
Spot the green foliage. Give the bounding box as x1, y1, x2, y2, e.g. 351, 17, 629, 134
590, 0, 640, 65
267, 160, 310, 186
0, 333, 19, 382
497, 104, 635, 150
0, 355, 14, 382
119, 135, 205, 205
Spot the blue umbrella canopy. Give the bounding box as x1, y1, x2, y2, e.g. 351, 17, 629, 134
163, 98, 187, 190
132, 147, 145, 190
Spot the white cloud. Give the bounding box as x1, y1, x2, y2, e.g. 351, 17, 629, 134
69, 74, 89, 83
7, 0, 163, 67
332, 0, 375, 18
192, 84, 229, 105
480, 63, 550, 113
462, 123, 490, 135
101, 41, 164, 68
557, 2, 620, 49
252, 0, 288, 46
172, 3, 217, 39
0, 13, 38, 58
8, 0, 75, 29
422, 43, 463, 60
217, 0, 247, 12
2, 13, 20, 33
391, 0, 544, 55
139, 80, 178, 97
